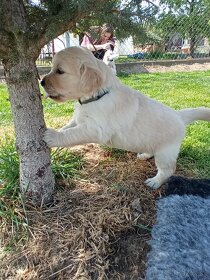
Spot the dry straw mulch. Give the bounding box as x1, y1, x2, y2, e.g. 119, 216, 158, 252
1, 144, 162, 280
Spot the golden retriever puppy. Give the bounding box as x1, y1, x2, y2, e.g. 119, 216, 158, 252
41, 46, 210, 189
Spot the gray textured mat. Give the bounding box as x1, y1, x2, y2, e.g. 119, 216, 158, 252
146, 195, 210, 280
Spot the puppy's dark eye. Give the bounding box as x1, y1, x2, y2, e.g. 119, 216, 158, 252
56, 69, 65, 75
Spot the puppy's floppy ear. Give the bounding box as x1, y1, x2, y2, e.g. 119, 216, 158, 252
80, 63, 103, 93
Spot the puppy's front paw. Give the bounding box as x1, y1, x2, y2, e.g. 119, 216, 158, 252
144, 177, 161, 189
43, 128, 63, 148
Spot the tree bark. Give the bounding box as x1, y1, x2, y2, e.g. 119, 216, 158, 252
3, 58, 55, 205
189, 0, 196, 57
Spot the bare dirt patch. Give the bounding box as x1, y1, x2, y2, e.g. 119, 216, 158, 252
116, 60, 210, 74
145, 62, 210, 73
1, 144, 161, 280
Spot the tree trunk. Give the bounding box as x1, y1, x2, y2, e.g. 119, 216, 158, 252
189, 0, 196, 57
3, 57, 55, 206
190, 34, 197, 57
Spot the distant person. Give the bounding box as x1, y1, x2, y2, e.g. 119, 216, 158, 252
81, 24, 115, 60
81, 24, 118, 74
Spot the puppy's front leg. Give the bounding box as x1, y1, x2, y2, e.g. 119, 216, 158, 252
59, 119, 77, 132
43, 124, 100, 148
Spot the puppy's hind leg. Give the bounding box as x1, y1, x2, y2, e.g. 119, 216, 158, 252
145, 143, 181, 189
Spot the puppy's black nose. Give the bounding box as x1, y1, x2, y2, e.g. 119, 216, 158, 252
40, 79, 45, 87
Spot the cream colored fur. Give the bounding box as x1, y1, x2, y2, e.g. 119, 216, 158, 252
41, 46, 210, 189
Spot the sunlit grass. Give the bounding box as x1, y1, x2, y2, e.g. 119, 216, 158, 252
0, 83, 13, 127
120, 71, 210, 109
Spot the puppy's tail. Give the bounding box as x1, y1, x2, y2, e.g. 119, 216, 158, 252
179, 107, 210, 125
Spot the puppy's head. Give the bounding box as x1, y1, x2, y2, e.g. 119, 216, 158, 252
41, 47, 104, 102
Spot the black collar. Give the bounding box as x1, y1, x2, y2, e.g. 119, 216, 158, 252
78, 89, 110, 105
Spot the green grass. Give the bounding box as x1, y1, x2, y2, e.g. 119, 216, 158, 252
51, 148, 84, 181
0, 84, 12, 126
120, 71, 210, 109
0, 140, 27, 250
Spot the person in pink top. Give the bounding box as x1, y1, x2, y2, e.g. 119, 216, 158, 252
81, 24, 115, 60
